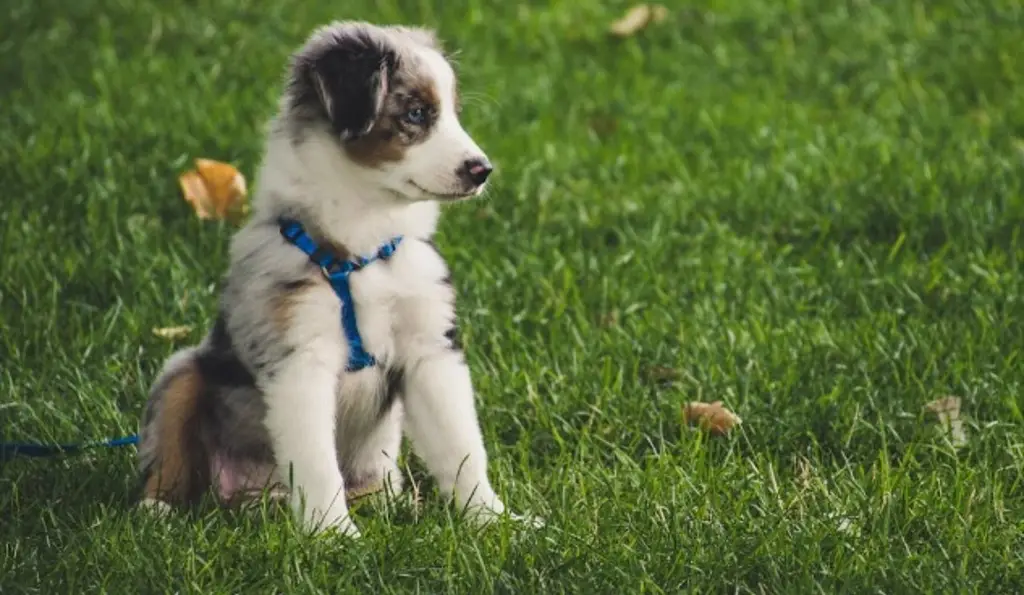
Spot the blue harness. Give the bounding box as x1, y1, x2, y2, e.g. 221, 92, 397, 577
1, 435, 138, 460
278, 218, 402, 372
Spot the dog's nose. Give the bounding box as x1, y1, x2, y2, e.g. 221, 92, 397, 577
460, 157, 493, 187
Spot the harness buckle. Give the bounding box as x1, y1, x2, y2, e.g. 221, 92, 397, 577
320, 262, 347, 279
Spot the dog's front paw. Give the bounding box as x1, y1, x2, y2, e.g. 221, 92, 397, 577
481, 508, 545, 530
306, 512, 361, 539
464, 506, 544, 532
507, 511, 545, 529
460, 497, 543, 531
319, 516, 362, 540
296, 498, 361, 538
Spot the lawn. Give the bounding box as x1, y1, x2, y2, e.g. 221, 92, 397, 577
2, 0, 1023, 592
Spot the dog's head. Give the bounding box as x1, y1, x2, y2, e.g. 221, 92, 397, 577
285, 22, 491, 201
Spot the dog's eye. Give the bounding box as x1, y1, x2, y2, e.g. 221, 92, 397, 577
403, 107, 427, 125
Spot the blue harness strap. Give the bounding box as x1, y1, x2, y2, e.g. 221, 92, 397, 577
278, 218, 402, 372
1, 434, 138, 461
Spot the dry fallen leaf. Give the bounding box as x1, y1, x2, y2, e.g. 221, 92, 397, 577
179, 158, 249, 222
682, 400, 742, 436
152, 325, 192, 340
588, 114, 618, 139
924, 396, 968, 447
179, 171, 212, 217
795, 456, 814, 490
645, 365, 680, 384
609, 4, 669, 38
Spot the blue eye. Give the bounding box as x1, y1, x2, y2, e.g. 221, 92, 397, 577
403, 107, 427, 125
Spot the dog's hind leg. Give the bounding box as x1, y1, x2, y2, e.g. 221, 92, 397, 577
137, 349, 211, 512
341, 402, 405, 502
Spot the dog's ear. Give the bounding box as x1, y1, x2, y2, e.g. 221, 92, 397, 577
290, 24, 397, 140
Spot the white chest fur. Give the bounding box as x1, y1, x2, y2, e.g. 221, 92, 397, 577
334, 238, 454, 428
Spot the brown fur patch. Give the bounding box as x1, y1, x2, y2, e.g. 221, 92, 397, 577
270, 225, 350, 332
345, 65, 443, 168
270, 277, 318, 333
142, 362, 209, 505
320, 239, 351, 261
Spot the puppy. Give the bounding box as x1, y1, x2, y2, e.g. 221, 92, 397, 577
137, 21, 532, 537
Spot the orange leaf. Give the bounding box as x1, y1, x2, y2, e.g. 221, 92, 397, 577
924, 396, 968, 447
152, 325, 193, 340
609, 4, 669, 38
682, 400, 742, 436
179, 170, 214, 219
179, 158, 249, 222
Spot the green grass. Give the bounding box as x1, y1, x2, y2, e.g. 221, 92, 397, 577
2, 0, 1023, 592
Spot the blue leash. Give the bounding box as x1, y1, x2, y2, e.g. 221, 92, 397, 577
2, 220, 400, 459
1, 434, 138, 460
278, 218, 402, 372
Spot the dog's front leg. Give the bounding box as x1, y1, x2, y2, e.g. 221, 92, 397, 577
402, 351, 508, 523
264, 348, 357, 537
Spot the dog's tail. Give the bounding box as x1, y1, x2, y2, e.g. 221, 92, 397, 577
137, 348, 211, 509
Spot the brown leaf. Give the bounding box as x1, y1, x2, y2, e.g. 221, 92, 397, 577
795, 456, 814, 490
179, 170, 214, 219
588, 114, 618, 139
152, 325, 192, 340
682, 400, 742, 436
179, 158, 249, 222
645, 365, 680, 383
923, 396, 960, 416
609, 4, 669, 38
924, 396, 968, 447
600, 311, 620, 328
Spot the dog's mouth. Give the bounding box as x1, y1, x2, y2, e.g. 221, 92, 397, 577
409, 181, 481, 201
